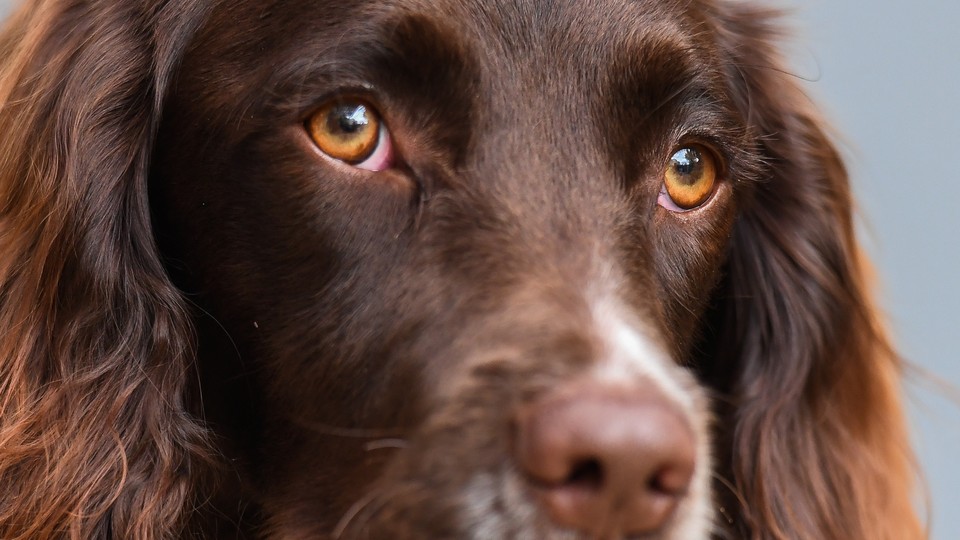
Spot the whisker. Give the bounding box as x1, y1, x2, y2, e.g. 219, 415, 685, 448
333, 487, 392, 539
364, 438, 409, 452
293, 419, 405, 440
711, 472, 748, 517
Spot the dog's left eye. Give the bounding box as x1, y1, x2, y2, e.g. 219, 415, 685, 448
658, 145, 718, 211
306, 100, 394, 171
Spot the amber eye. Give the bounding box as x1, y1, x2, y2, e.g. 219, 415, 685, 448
307, 100, 383, 165
662, 145, 718, 210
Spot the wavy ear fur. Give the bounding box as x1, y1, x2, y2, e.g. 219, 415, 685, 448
0, 1, 210, 537
703, 4, 923, 539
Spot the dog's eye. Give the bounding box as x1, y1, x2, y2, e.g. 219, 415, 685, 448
659, 145, 718, 211
306, 100, 393, 171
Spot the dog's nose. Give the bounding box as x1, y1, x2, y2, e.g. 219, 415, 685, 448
512, 383, 696, 535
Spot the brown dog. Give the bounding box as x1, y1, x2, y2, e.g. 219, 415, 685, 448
0, 0, 922, 538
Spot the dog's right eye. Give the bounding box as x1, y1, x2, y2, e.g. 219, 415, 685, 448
306, 100, 394, 171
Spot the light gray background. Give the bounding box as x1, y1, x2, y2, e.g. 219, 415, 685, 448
779, 1, 960, 538
1, 0, 957, 537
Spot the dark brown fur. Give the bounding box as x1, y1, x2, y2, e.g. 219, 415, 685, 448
0, 0, 922, 538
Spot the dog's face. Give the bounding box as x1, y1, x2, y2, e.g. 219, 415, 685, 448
153, 0, 756, 537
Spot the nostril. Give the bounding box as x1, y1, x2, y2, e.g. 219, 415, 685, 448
565, 458, 604, 490
512, 382, 697, 536
649, 464, 692, 497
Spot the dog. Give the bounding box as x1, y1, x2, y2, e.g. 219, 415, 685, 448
0, 0, 923, 538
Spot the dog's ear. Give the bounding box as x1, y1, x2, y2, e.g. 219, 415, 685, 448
0, 1, 211, 537
704, 4, 923, 539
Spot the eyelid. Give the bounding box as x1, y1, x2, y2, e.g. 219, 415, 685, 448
673, 134, 728, 169
354, 124, 394, 171
674, 137, 733, 179
301, 84, 380, 118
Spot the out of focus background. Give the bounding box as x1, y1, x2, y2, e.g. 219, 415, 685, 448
777, 1, 960, 538
1, 0, 957, 537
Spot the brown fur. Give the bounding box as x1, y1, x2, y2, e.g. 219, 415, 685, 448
0, 0, 922, 538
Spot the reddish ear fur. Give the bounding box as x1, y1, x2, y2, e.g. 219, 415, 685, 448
0, 1, 210, 537
705, 4, 922, 539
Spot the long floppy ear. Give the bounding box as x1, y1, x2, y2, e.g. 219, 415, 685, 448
0, 1, 211, 537
703, 4, 923, 539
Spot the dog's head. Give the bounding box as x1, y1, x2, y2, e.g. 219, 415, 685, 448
0, 1, 920, 539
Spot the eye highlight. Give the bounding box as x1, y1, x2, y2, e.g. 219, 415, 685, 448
306, 99, 393, 171
659, 145, 718, 211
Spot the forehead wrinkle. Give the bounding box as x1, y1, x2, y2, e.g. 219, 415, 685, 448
455, 0, 712, 105
453, 3, 714, 177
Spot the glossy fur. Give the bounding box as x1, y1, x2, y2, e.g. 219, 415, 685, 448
0, 0, 922, 538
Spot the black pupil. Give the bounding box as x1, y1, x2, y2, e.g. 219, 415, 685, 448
327, 104, 369, 135
671, 148, 702, 182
